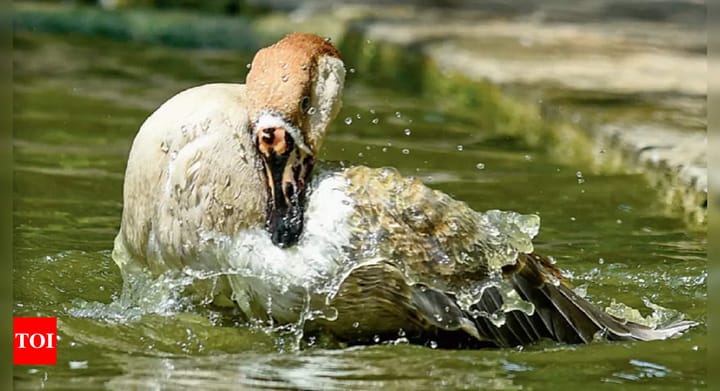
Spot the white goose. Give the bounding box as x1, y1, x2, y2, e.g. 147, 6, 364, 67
113, 33, 694, 348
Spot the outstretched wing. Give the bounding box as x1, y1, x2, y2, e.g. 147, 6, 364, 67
309, 252, 695, 347
310, 165, 695, 346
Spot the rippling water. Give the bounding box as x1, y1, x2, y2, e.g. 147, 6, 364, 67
13, 31, 706, 389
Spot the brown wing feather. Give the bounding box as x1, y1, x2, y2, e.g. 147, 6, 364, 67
481, 253, 697, 346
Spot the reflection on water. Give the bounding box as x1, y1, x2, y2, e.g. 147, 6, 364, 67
13, 31, 706, 390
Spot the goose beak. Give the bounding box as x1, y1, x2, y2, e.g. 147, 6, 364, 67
256, 123, 315, 247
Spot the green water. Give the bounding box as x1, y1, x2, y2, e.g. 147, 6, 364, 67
13, 32, 706, 390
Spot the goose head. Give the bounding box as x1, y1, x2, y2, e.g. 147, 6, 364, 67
246, 33, 346, 248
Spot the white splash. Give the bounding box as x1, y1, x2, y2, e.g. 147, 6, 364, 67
188, 172, 356, 323
226, 173, 353, 287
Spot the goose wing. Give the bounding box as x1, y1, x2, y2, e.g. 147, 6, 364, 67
309, 166, 695, 346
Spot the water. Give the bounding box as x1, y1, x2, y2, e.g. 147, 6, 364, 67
13, 32, 706, 389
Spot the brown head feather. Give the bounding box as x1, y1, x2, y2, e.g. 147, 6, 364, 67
246, 33, 341, 151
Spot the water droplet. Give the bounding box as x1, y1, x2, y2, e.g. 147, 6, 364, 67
307, 107, 317, 115
344, 117, 353, 125
456, 144, 464, 152
429, 340, 438, 349
404, 128, 412, 136
356, 113, 362, 119
373, 335, 380, 343
393, 337, 409, 345
570, 216, 576, 221
476, 163, 485, 170
524, 154, 533, 161
324, 36, 332, 42
69, 361, 88, 370
369, 109, 376, 114
598, 258, 605, 265
349, 68, 356, 73
402, 148, 410, 155
357, 152, 364, 157
433, 313, 444, 322
444, 306, 450, 313
616, 219, 623, 224
576, 171, 585, 184
382, 147, 388, 152
281, 75, 289, 82
246, 63, 251, 69
618, 204, 633, 213
397, 328, 406, 337
395, 111, 402, 118
160, 141, 169, 153
371, 118, 379, 124
281, 62, 289, 70
352, 321, 359, 328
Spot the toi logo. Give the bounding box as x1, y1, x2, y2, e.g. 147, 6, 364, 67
14, 318, 57, 365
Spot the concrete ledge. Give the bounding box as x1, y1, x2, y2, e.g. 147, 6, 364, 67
327, 3, 707, 227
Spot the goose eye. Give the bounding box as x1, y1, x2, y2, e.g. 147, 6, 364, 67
301, 96, 311, 113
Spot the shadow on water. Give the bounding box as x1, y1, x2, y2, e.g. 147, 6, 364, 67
13, 31, 705, 389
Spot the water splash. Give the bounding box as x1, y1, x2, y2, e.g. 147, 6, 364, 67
605, 298, 686, 329
69, 271, 195, 323
111, 165, 545, 344
456, 275, 536, 327
483, 210, 540, 255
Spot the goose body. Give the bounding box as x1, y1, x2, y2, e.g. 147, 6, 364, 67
113, 33, 694, 348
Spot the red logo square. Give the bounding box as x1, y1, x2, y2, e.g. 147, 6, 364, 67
14, 317, 57, 365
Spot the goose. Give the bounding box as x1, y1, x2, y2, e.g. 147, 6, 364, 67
113, 32, 695, 348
